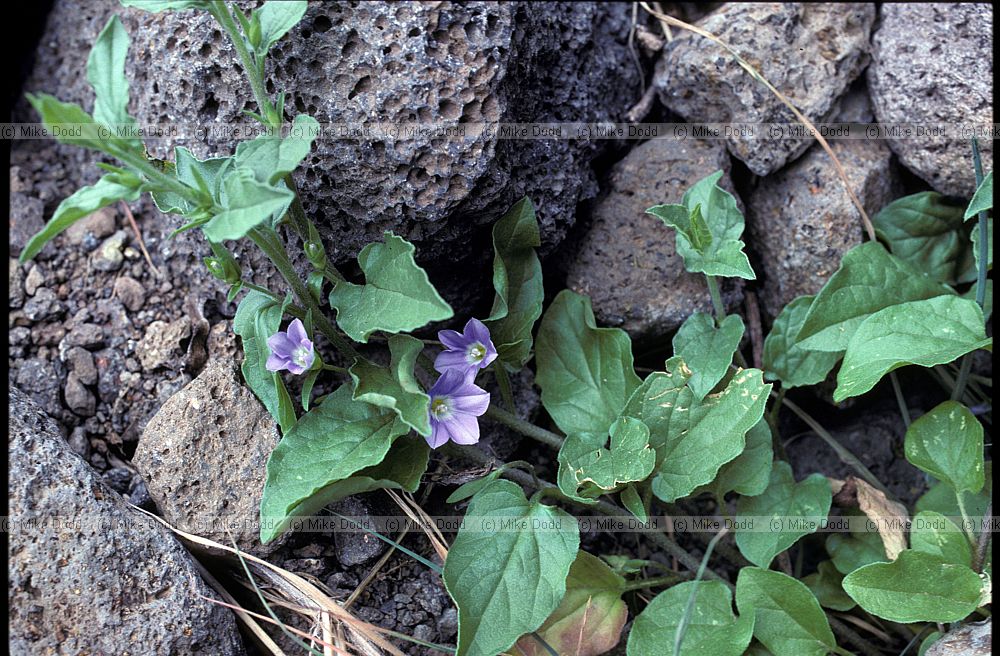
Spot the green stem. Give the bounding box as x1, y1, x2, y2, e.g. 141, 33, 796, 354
780, 395, 896, 501
241, 281, 281, 299
956, 494, 977, 546
622, 574, 683, 593
889, 372, 912, 427
322, 363, 349, 375
483, 405, 563, 450
493, 365, 516, 412
973, 501, 992, 573
953, 138, 990, 402
705, 275, 726, 323
209, 1, 277, 126
249, 227, 359, 361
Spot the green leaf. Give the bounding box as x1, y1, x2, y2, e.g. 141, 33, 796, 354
620, 484, 649, 522
735, 462, 832, 568
234, 114, 319, 185
273, 371, 296, 434
911, 511, 972, 567
557, 417, 656, 501
802, 560, 856, 612
627, 581, 754, 656
515, 551, 627, 656
119, 0, 207, 11
873, 192, 975, 284
446, 469, 504, 504
735, 568, 836, 656
826, 529, 888, 575
965, 170, 993, 219
350, 334, 431, 437
834, 296, 992, 402
484, 197, 544, 370
962, 279, 992, 320
254, 0, 308, 53
233, 290, 286, 424
535, 290, 642, 436
904, 401, 985, 494
152, 147, 234, 215
763, 295, 842, 388
797, 242, 954, 352
673, 312, 746, 401
443, 479, 579, 656
708, 419, 774, 498
651, 367, 771, 503
87, 16, 137, 136
916, 462, 992, 522
25, 94, 114, 154
259, 385, 409, 543
619, 360, 692, 468
328, 232, 453, 343
646, 171, 755, 279
19, 175, 140, 262
842, 550, 986, 623
202, 168, 294, 242
918, 632, 943, 656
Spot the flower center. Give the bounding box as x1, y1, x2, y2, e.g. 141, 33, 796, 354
292, 346, 312, 367
430, 397, 451, 420
467, 342, 487, 363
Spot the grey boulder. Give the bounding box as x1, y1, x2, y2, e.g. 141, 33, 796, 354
8, 386, 245, 655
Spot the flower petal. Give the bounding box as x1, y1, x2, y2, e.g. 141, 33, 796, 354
438, 329, 468, 351
465, 318, 492, 346
429, 369, 468, 397
266, 354, 290, 372
426, 421, 452, 449
434, 350, 472, 374
286, 361, 307, 375
267, 333, 296, 358
446, 413, 481, 445
286, 318, 308, 344
451, 388, 490, 416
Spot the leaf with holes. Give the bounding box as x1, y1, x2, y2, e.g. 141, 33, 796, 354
514, 551, 627, 656
797, 241, 954, 352
735, 568, 836, 656
328, 232, 453, 342
536, 290, 641, 437
673, 312, 746, 401
650, 366, 770, 503
735, 462, 832, 568
444, 479, 579, 656
557, 417, 655, 501
834, 296, 992, 402
627, 581, 754, 656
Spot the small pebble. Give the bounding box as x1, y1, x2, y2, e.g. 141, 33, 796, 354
113, 276, 146, 312
24, 266, 45, 296
91, 231, 128, 272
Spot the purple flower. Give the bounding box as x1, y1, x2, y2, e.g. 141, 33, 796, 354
426, 369, 490, 448
434, 318, 498, 378
266, 318, 315, 375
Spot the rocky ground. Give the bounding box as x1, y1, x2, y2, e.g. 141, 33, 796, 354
8, 2, 992, 655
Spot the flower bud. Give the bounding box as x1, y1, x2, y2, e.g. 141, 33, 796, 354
304, 240, 327, 270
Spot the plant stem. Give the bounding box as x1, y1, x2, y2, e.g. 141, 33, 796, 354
248, 227, 359, 361
889, 372, 912, 428
209, 1, 277, 126
955, 494, 977, 546
779, 395, 896, 501
952, 138, 990, 402
493, 365, 516, 413
705, 275, 726, 322
483, 405, 563, 450
973, 501, 993, 573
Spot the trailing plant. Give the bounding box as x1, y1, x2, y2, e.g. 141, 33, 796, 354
20, 2, 992, 655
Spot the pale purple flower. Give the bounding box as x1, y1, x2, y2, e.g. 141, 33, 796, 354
434, 318, 498, 378
426, 369, 490, 448
266, 318, 315, 375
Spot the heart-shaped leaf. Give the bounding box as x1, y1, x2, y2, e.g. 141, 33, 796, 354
763, 295, 841, 389
905, 401, 986, 494
735, 568, 836, 656
673, 312, 746, 401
